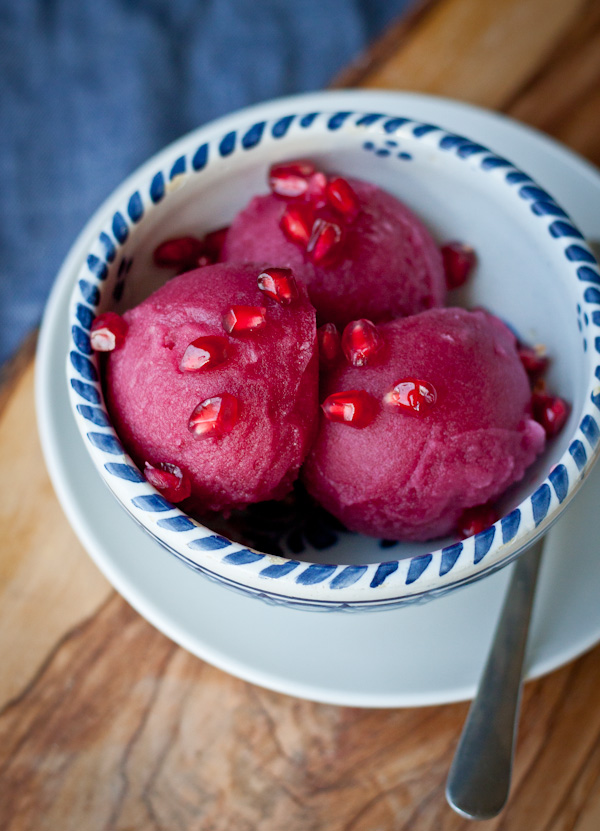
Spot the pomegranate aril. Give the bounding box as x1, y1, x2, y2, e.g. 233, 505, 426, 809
341, 319, 383, 367
257, 267, 299, 305
144, 462, 191, 503
222, 305, 267, 335
179, 335, 230, 371
305, 171, 329, 208
384, 378, 437, 416
203, 226, 229, 262
441, 242, 476, 289
280, 203, 315, 247
518, 344, 549, 378
306, 217, 345, 266
90, 312, 128, 351
321, 390, 378, 429
532, 392, 569, 437
269, 160, 316, 199
458, 504, 497, 539
318, 323, 341, 367
188, 393, 239, 440
153, 236, 205, 268
190, 255, 213, 270
326, 177, 360, 222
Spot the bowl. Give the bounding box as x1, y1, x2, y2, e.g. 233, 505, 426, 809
65, 101, 600, 610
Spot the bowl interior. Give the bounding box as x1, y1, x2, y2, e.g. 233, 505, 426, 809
72, 113, 593, 569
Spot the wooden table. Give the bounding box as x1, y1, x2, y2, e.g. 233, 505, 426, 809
2, 1, 600, 827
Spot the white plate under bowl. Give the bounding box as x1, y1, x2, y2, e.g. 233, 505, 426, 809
36, 91, 600, 707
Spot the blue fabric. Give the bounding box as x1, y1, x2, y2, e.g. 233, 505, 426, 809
0, 0, 411, 367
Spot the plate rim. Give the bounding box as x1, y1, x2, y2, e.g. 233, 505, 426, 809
36, 89, 600, 707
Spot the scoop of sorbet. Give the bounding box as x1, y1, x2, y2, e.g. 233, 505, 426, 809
302, 308, 546, 541
223, 176, 446, 328
105, 263, 318, 514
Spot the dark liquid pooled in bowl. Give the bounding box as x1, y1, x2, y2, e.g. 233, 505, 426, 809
199, 481, 351, 558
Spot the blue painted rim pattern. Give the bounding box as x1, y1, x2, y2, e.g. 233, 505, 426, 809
66, 110, 600, 610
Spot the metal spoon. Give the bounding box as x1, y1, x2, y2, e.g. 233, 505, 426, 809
446, 536, 544, 820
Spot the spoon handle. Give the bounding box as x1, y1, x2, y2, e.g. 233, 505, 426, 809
446, 537, 544, 820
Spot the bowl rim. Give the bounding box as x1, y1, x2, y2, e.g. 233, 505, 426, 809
65, 103, 600, 609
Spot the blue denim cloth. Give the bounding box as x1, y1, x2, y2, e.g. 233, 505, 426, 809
0, 0, 411, 366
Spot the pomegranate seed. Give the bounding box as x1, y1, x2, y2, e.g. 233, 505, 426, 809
190, 255, 212, 270
144, 462, 191, 503
188, 393, 239, 439
441, 242, 477, 289
341, 319, 383, 367
321, 390, 378, 429
458, 504, 497, 538
518, 344, 549, 378
222, 305, 267, 335
153, 236, 205, 269
179, 335, 230, 372
318, 323, 341, 367
280, 203, 315, 247
257, 267, 299, 305
305, 171, 329, 207
269, 160, 316, 199
532, 392, 569, 437
203, 226, 229, 262
306, 217, 345, 266
384, 378, 438, 416
326, 177, 360, 222
90, 312, 128, 351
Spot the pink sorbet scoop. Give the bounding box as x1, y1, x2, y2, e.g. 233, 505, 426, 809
105, 263, 318, 514
302, 307, 546, 541
223, 176, 446, 328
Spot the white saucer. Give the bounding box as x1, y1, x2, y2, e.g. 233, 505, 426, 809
36, 91, 600, 707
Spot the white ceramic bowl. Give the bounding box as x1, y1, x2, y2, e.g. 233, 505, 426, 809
65, 100, 600, 610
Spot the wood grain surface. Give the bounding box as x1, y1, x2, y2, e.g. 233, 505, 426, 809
2, 0, 600, 828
